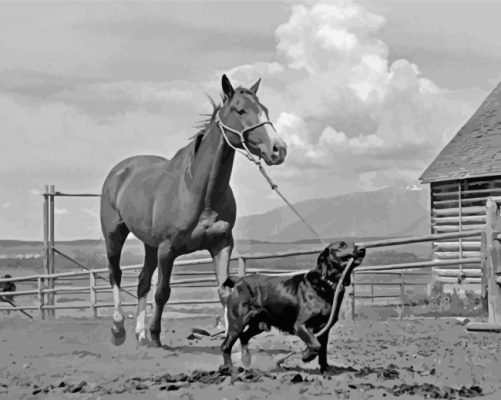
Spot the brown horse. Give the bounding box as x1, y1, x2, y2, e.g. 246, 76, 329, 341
100, 74, 287, 346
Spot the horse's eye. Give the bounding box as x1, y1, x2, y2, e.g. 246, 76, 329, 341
236, 109, 246, 115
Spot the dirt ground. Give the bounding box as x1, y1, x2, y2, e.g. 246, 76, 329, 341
1, 315, 500, 399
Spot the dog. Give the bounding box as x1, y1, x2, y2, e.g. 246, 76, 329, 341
1, 274, 17, 314
220, 241, 365, 373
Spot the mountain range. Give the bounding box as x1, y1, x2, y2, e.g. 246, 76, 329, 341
233, 186, 430, 242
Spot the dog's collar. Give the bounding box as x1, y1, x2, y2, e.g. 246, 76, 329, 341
324, 277, 337, 289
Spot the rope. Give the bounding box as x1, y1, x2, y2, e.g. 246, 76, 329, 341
216, 113, 325, 246
257, 165, 326, 246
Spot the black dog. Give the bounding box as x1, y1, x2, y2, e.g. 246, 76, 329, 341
1, 274, 16, 303
220, 241, 365, 373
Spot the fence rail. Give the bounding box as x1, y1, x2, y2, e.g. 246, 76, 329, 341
3, 188, 501, 328
0, 233, 488, 319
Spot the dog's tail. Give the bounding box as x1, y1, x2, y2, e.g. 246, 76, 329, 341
222, 276, 239, 289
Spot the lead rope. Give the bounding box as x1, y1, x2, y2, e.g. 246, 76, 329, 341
216, 114, 326, 246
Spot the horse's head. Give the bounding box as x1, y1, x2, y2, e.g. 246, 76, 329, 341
217, 74, 287, 166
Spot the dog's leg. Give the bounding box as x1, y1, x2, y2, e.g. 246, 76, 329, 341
295, 324, 322, 363
220, 316, 244, 369
317, 330, 331, 373
239, 324, 263, 368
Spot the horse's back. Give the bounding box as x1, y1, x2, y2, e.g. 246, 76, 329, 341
101, 155, 167, 203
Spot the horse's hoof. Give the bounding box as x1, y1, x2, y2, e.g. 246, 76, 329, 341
111, 320, 126, 346
148, 334, 162, 348
135, 331, 150, 346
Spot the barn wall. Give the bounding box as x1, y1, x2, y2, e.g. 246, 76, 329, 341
430, 177, 501, 285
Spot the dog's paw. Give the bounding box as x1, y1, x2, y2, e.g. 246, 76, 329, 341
301, 347, 319, 363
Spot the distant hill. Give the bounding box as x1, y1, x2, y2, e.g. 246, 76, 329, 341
233, 186, 430, 242
0, 186, 431, 261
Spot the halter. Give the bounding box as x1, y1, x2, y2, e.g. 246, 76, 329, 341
215, 111, 275, 165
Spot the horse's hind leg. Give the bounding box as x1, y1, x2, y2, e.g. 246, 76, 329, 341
135, 244, 158, 344
103, 220, 129, 346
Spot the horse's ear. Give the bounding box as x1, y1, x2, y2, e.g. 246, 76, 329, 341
249, 78, 261, 95
222, 74, 235, 99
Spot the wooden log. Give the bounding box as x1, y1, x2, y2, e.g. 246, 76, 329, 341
38, 277, 44, 320
90, 272, 97, 318
435, 277, 481, 284
467, 198, 501, 331
354, 294, 402, 299
53, 192, 101, 197
434, 241, 481, 251
431, 181, 461, 192
95, 299, 221, 308
434, 269, 482, 277
42, 185, 49, 321
356, 258, 480, 272
237, 257, 246, 277
400, 273, 405, 305
433, 225, 485, 233
0, 305, 40, 311
49, 185, 56, 318
432, 206, 485, 217
486, 198, 501, 324
433, 187, 501, 199
432, 215, 486, 224
358, 230, 483, 249
5, 289, 44, 296
434, 251, 481, 259
480, 231, 489, 316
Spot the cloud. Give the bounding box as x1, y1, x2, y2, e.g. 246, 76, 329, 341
1, 201, 11, 209
225, 1, 483, 190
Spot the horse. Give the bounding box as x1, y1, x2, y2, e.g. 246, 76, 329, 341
100, 74, 287, 346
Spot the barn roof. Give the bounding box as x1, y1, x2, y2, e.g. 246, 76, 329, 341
420, 83, 501, 183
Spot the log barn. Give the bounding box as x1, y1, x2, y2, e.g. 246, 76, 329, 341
420, 83, 501, 290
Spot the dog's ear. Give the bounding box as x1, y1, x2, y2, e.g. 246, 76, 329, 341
317, 247, 330, 279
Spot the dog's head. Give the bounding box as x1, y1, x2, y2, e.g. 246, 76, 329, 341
316, 241, 366, 284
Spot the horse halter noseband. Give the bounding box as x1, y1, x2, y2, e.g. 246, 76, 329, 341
215, 111, 275, 165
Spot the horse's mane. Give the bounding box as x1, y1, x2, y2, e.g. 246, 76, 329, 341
189, 93, 226, 154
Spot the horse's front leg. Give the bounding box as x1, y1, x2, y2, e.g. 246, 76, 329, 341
148, 240, 175, 347
209, 233, 234, 330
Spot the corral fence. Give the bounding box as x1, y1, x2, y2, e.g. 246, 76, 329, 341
2, 188, 501, 332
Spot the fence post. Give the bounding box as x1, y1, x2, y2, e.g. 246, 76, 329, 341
42, 185, 49, 319
400, 272, 405, 306
350, 276, 356, 321
48, 185, 55, 318
38, 277, 45, 320
90, 272, 97, 318
370, 283, 374, 303
237, 257, 246, 277
480, 231, 489, 317
467, 197, 501, 331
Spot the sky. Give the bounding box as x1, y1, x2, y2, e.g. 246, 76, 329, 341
1, 0, 501, 240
